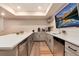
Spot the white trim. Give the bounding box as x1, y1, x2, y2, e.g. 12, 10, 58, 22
15, 12, 46, 16
45, 3, 53, 16
0, 4, 16, 15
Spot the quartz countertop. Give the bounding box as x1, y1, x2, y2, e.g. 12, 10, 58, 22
0, 32, 33, 50
47, 31, 79, 47
1, 30, 79, 50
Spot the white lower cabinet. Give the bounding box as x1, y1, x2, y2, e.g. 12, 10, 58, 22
18, 40, 28, 56
65, 41, 79, 56
46, 34, 54, 53
0, 41, 28, 56
33, 32, 54, 53
27, 35, 33, 56
33, 32, 47, 41
0, 48, 18, 56
0, 32, 54, 56
27, 40, 31, 55
0, 34, 33, 56
65, 48, 77, 56
33, 32, 40, 41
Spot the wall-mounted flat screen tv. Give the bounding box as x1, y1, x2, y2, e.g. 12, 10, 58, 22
55, 3, 79, 28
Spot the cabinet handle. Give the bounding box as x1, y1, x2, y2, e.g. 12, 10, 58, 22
68, 46, 77, 52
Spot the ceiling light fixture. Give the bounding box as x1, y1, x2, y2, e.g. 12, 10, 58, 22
38, 6, 42, 10
17, 6, 21, 9
1, 12, 5, 16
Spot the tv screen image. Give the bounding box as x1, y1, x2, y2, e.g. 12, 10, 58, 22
55, 3, 79, 28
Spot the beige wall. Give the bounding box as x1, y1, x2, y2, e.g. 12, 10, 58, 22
0, 17, 4, 32
3, 18, 48, 34
0, 3, 68, 35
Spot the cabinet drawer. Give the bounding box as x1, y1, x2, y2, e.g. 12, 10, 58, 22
65, 41, 79, 55
65, 48, 77, 56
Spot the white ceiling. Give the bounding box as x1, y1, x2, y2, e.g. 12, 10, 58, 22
0, 3, 52, 16
0, 3, 67, 19
5, 3, 50, 12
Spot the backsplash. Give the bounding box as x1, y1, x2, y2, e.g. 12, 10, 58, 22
0, 18, 48, 35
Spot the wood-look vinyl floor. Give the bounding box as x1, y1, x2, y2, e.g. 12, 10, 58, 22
30, 40, 64, 56
30, 42, 53, 56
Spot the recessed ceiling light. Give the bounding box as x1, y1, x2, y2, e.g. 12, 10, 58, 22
38, 6, 42, 10
1, 12, 5, 16
17, 6, 21, 9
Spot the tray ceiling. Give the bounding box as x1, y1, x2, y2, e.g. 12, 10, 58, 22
0, 3, 52, 16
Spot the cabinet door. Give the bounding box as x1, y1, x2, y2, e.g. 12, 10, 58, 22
0, 48, 17, 56
65, 41, 79, 56
39, 32, 47, 41
33, 32, 47, 41
33, 32, 40, 41
27, 36, 32, 55
27, 40, 30, 55
46, 34, 54, 53
18, 40, 28, 56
